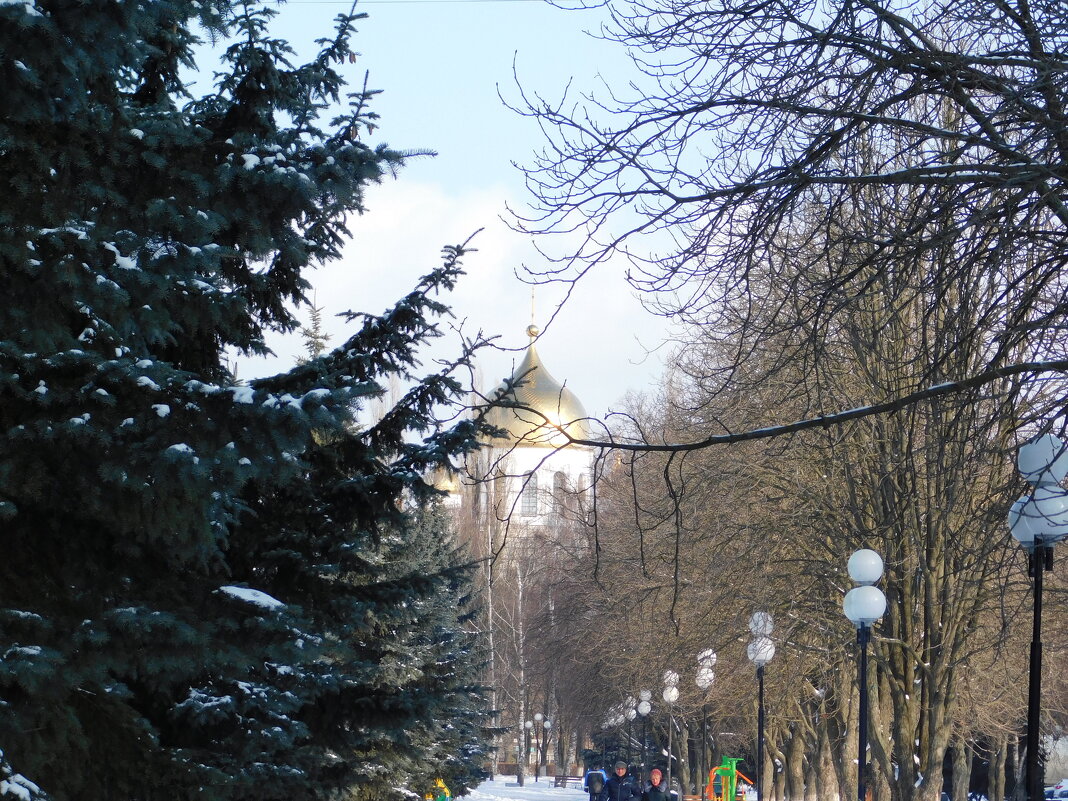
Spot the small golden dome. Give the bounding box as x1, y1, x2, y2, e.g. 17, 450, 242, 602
483, 344, 590, 448
428, 465, 461, 494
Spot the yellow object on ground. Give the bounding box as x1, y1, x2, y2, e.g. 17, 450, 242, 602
424, 778, 451, 801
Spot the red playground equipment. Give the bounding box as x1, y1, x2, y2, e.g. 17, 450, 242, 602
705, 757, 753, 801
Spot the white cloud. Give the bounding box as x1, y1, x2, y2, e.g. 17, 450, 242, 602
237, 178, 668, 419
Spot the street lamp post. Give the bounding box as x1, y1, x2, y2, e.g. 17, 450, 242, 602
638, 691, 652, 784
626, 706, 637, 765
542, 718, 553, 777
663, 671, 680, 793
747, 613, 775, 801
533, 714, 544, 781
696, 650, 717, 801
1008, 433, 1068, 801
842, 549, 888, 801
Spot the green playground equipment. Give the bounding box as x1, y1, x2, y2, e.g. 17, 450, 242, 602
705, 757, 753, 801
423, 779, 451, 801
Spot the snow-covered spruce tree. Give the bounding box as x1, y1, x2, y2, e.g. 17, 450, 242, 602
392, 504, 491, 800
0, 0, 490, 798
0, 748, 46, 801
220, 346, 491, 801
299, 302, 333, 361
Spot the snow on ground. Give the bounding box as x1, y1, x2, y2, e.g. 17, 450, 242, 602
469, 776, 587, 801
468, 774, 758, 801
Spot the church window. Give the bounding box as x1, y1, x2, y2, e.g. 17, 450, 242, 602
521, 473, 539, 516
553, 471, 568, 514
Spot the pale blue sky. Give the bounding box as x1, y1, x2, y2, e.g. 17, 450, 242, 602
229, 0, 672, 418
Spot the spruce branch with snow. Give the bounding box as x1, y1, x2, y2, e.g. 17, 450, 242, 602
0, 1, 491, 798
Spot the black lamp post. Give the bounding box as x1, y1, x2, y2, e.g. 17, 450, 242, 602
663, 671, 680, 792
542, 717, 552, 777
1008, 433, 1068, 801
626, 704, 636, 766
747, 613, 775, 801
696, 649, 717, 801
843, 549, 887, 801
637, 691, 652, 784
533, 714, 544, 781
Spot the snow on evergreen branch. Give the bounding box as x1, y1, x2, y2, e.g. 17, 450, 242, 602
0, 750, 46, 801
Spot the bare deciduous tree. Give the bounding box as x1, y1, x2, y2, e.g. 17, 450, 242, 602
512, 0, 1068, 440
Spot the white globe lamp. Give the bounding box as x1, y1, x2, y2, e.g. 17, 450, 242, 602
847, 549, 884, 585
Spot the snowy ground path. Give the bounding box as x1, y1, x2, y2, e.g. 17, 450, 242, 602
469, 776, 588, 801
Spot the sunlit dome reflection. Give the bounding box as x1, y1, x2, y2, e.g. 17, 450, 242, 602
483, 326, 590, 448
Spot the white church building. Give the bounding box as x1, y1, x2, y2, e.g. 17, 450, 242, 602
470, 324, 594, 528
450, 323, 597, 776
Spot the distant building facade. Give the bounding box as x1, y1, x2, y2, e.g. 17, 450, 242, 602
474, 324, 593, 527
449, 324, 595, 777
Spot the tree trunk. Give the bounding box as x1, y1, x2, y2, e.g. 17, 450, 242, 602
785, 725, 807, 801
768, 734, 786, 801
674, 719, 691, 795
989, 735, 1007, 801
831, 672, 859, 801
1011, 736, 1026, 801
773, 749, 787, 801
952, 739, 972, 801
803, 753, 819, 801
874, 769, 891, 801
814, 717, 836, 801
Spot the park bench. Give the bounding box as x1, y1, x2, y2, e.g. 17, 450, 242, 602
554, 776, 584, 789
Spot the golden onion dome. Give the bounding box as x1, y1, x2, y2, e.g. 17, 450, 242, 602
483, 343, 591, 448
427, 465, 461, 495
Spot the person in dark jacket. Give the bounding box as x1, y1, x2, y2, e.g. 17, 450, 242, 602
643, 768, 671, 801
602, 761, 641, 801
584, 766, 608, 801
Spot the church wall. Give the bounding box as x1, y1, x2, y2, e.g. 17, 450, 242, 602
487, 444, 592, 527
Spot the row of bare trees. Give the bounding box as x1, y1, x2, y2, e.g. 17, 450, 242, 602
491, 0, 1068, 795
509, 288, 1068, 801
458, 5, 1068, 794
449, 361, 1067, 798
451, 446, 601, 781
484, 162, 1068, 801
